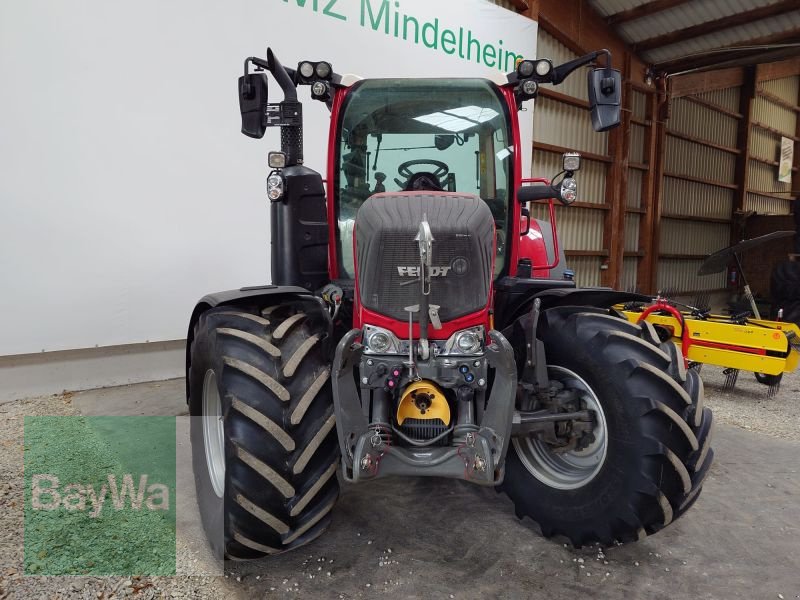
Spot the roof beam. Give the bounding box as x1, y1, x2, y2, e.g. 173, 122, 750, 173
634, 0, 800, 53
654, 28, 800, 73
506, 0, 530, 12
606, 0, 693, 26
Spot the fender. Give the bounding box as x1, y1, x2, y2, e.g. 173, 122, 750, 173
532, 287, 652, 311
185, 284, 332, 400
496, 284, 652, 330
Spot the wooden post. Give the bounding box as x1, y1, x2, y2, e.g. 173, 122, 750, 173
606, 68, 633, 289
637, 87, 659, 292
646, 76, 671, 294
733, 66, 756, 243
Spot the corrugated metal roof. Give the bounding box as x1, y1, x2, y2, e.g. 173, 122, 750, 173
589, 0, 800, 72
615, 0, 778, 44
645, 10, 800, 64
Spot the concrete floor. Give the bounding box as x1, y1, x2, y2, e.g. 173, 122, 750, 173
65, 377, 800, 600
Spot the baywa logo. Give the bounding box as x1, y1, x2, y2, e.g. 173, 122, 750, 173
24, 416, 177, 576
31, 473, 170, 518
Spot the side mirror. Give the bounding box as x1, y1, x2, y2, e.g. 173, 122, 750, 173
588, 67, 621, 132
238, 72, 269, 138
435, 134, 455, 151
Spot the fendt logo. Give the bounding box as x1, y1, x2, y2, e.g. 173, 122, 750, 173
397, 266, 451, 277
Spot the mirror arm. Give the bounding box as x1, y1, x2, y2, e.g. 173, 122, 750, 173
551, 49, 612, 85
267, 48, 298, 102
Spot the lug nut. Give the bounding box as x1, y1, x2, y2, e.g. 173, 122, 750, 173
367, 359, 374, 366
473, 360, 481, 367
478, 378, 486, 387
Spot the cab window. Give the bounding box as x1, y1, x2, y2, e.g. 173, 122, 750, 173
335, 78, 513, 278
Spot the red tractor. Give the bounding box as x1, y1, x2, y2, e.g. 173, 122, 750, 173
186, 48, 713, 558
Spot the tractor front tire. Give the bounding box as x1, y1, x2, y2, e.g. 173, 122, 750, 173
188, 303, 339, 559
500, 307, 713, 547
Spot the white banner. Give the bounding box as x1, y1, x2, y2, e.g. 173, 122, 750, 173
0, 1, 536, 356
779, 136, 793, 184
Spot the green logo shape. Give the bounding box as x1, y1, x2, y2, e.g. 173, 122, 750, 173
24, 416, 176, 576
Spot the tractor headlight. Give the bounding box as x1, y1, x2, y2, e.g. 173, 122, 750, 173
560, 177, 578, 204
298, 61, 315, 79
267, 173, 284, 201
535, 59, 553, 77
315, 61, 332, 79
363, 325, 401, 354
442, 326, 484, 356
268, 151, 286, 169
521, 80, 539, 96
311, 81, 330, 99
517, 60, 535, 78
562, 152, 581, 172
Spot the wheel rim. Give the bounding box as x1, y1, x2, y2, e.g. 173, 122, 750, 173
513, 365, 608, 490
202, 369, 225, 498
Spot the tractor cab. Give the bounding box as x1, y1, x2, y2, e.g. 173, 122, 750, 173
334, 78, 513, 279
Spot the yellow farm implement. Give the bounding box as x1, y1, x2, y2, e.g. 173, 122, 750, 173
618, 298, 800, 395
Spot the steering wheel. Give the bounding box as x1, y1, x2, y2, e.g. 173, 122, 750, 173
395, 159, 449, 191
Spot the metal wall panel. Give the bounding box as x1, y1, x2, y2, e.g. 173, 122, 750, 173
533, 98, 610, 155
761, 76, 800, 104
630, 123, 646, 163
627, 169, 643, 208
670, 98, 739, 147
745, 75, 798, 214
746, 192, 791, 216
530, 204, 605, 251
659, 219, 729, 255
535, 30, 588, 101
657, 259, 726, 293
631, 90, 647, 121
753, 97, 796, 137
624, 213, 640, 252
621, 257, 639, 291
661, 177, 732, 220
748, 159, 791, 197
696, 87, 741, 113
660, 81, 742, 293
664, 137, 736, 182
567, 256, 602, 288
750, 127, 781, 161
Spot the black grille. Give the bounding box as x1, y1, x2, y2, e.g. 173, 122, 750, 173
398, 418, 449, 445
355, 193, 494, 323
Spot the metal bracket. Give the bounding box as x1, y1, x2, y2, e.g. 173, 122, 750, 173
521, 298, 551, 407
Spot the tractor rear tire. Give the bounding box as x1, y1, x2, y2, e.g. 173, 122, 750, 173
500, 307, 713, 547
188, 303, 339, 559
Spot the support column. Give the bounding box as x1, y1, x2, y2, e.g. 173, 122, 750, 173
733, 66, 756, 243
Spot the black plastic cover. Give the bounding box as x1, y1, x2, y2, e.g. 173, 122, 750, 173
355, 193, 494, 323
271, 165, 329, 290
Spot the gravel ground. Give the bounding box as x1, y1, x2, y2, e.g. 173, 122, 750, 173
1, 361, 798, 599
701, 365, 800, 442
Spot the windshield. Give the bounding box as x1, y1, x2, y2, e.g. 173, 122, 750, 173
335, 78, 513, 279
